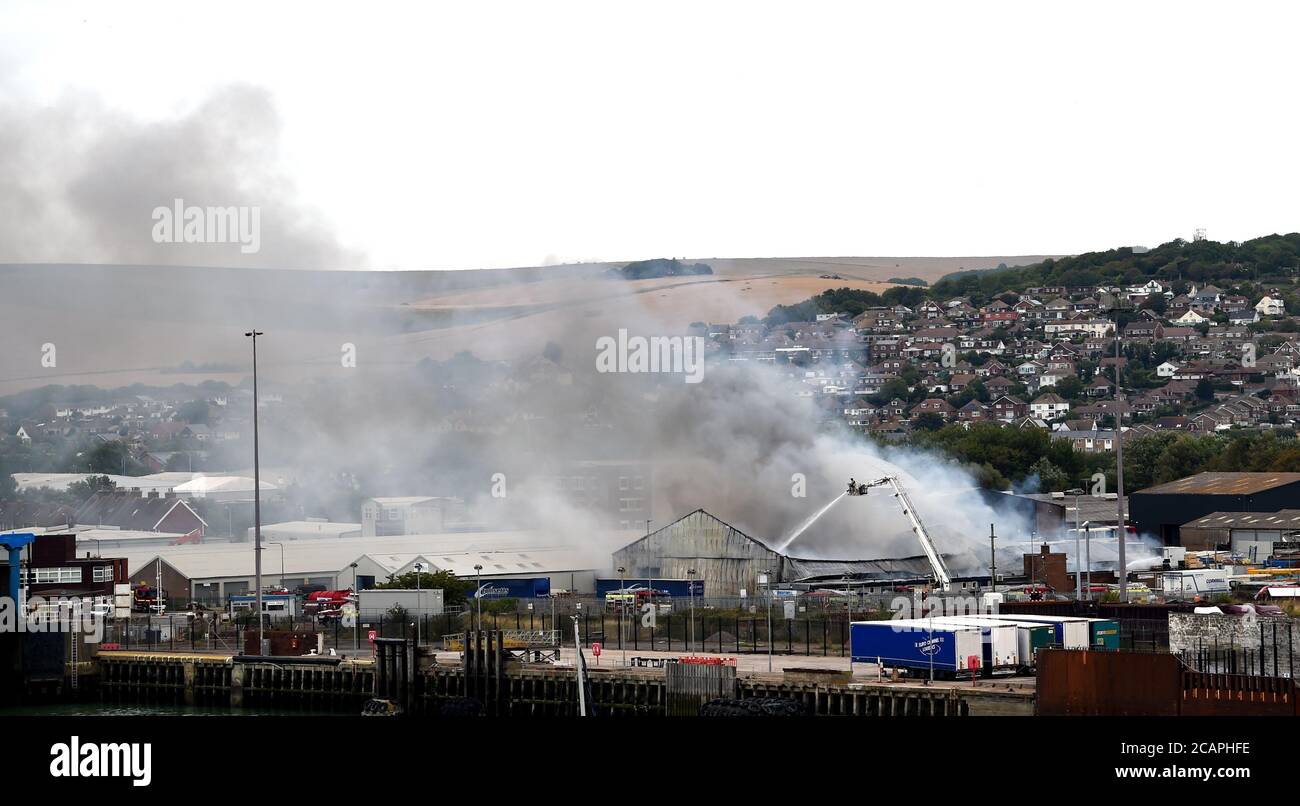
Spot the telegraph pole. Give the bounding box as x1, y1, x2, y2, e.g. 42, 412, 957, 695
988, 524, 997, 596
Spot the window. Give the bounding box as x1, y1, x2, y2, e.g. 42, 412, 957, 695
29, 567, 82, 584
92, 566, 114, 583
619, 476, 629, 491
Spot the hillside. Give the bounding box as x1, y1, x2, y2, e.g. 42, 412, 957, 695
929, 234, 1300, 302
0, 254, 1050, 395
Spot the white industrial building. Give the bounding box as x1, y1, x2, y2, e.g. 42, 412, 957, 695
121, 529, 631, 606
246, 520, 363, 542
361, 497, 467, 536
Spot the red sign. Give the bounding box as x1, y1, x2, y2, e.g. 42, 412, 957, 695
592, 642, 602, 657
367, 630, 377, 643
680, 656, 737, 667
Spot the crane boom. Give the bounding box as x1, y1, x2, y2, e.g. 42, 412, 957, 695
853, 475, 953, 591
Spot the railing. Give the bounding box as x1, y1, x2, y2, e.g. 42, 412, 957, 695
441, 629, 559, 651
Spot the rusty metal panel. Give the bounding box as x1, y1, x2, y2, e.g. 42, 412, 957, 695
1036, 649, 1180, 715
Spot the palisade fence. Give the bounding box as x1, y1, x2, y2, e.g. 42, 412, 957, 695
1176, 619, 1298, 678
95, 595, 1218, 657
98, 598, 906, 657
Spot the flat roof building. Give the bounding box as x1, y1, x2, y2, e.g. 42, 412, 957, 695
1129, 473, 1300, 547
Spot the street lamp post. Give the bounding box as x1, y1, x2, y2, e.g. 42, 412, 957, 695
617, 565, 626, 665
1083, 521, 1092, 600
761, 570, 773, 673
687, 568, 696, 649
413, 562, 424, 647
350, 562, 358, 650
473, 564, 483, 633
244, 329, 265, 654
1114, 320, 1128, 601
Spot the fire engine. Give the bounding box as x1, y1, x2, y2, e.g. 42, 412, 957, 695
305, 589, 357, 623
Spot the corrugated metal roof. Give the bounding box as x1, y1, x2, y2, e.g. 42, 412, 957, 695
783, 556, 935, 581
1135, 472, 1300, 496
124, 529, 634, 580
1181, 510, 1300, 529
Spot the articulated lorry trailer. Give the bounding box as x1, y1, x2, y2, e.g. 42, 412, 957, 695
850, 619, 984, 676
916, 617, 1020, 673
930, 615, 1053, 672
985, 614, 1090, 649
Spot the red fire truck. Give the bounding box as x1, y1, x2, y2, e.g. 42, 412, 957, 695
304, 589, 356, 623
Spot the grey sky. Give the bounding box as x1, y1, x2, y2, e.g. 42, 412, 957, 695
2, 0, 1297, 270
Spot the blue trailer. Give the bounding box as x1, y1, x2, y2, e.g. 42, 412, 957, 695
472, 577, 551, 599
595, 578, 704, 598
850, 619, 984, 675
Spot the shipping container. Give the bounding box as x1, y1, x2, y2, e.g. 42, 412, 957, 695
850, 619, 983, 675
357, 588, 445, 616
1084, 618, 1121, 650
470, 577, 550, 599
932, 615, 1053, 671
985, 614, 1090, 649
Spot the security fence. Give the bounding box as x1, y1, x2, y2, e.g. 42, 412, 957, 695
97, 608, 880, 658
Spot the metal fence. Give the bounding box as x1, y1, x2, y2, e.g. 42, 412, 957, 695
96, 609, 877, 658
1177, 619, 1298, 678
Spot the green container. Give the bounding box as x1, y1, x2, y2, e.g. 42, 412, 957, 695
1088, 619, 1121, 650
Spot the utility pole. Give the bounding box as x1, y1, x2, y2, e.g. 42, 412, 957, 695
988, 524, 997, 596
617, 565, 626, 665
687, 568, 696, 650
1066, 489, 1086, 598
245, 329, 265, 654
413, 562, 423, 647
763, 569, 774, 673
473, 564, 483, 633
1114, 319, 1128, 601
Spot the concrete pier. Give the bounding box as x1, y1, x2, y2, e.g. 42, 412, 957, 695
88, 650, 1033, 716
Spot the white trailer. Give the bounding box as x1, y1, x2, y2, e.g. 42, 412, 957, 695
920, 617, 1020, 671
986, 614, 1091, 649
1160, 570, 1229, 600
931, 615, 1055, 669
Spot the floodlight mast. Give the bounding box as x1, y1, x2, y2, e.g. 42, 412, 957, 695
851, 476, 953, 592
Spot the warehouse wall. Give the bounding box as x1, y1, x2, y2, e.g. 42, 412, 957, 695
611, 509, 783, 597
1129, 483, 1300, 546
